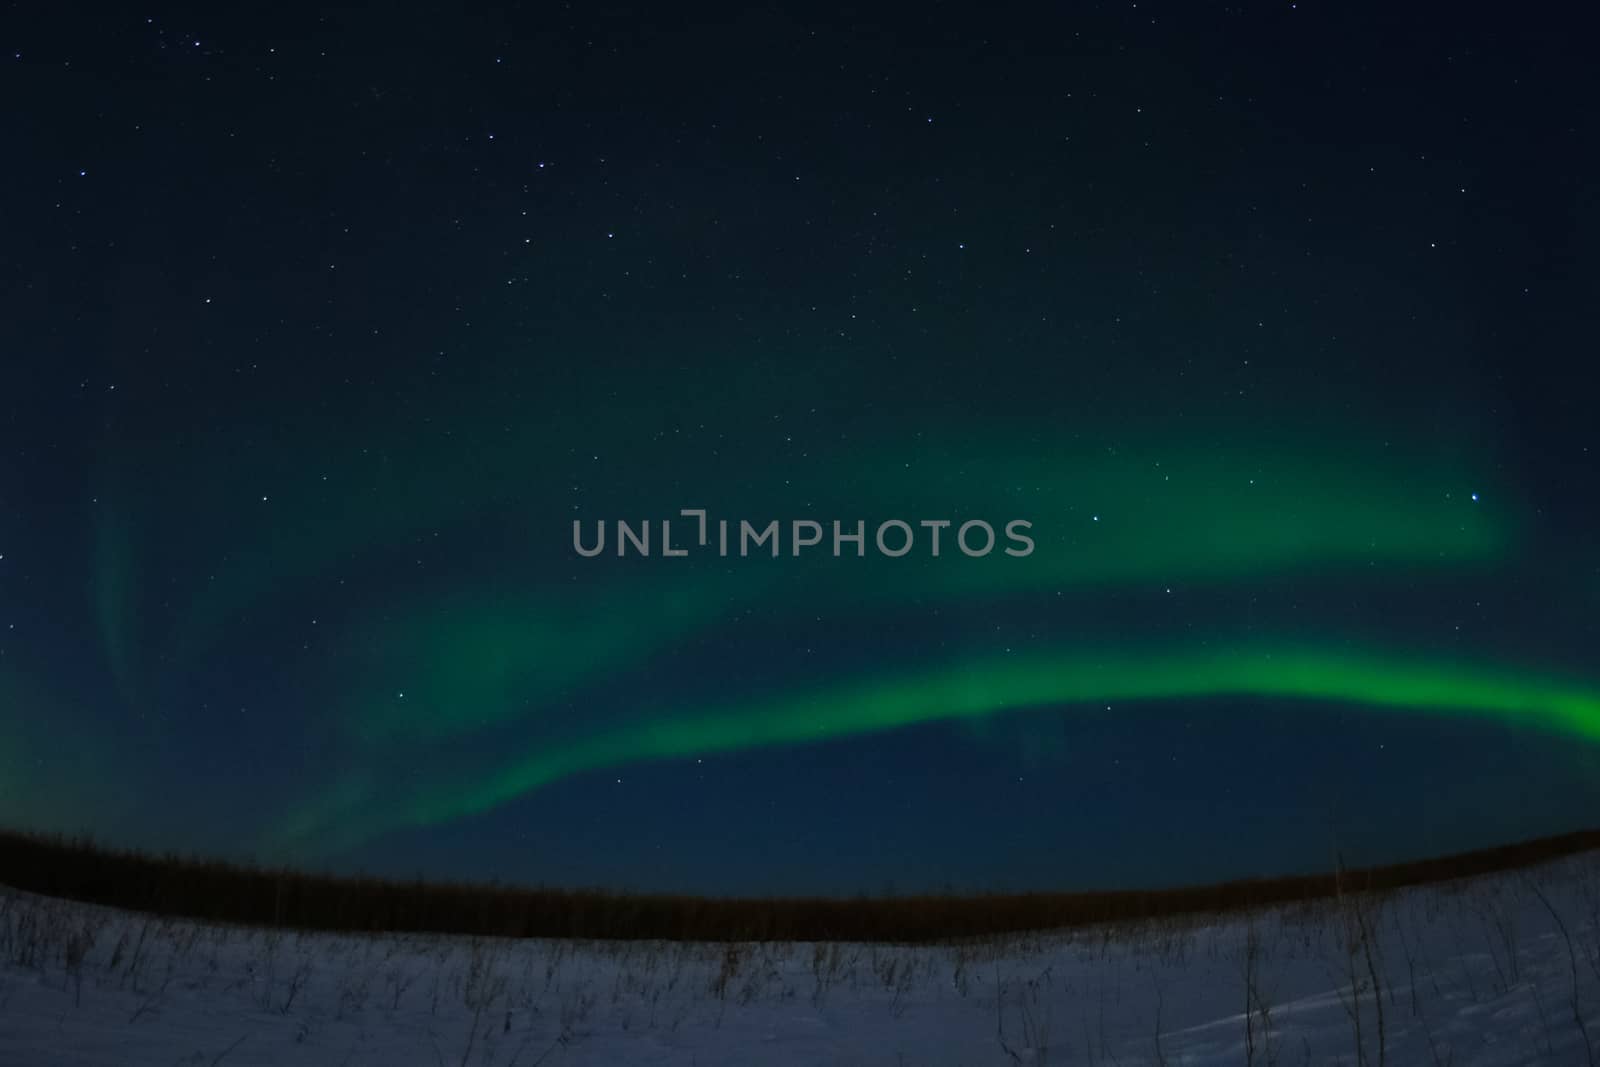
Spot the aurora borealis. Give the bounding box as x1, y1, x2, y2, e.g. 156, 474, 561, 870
4, 4, 1598, 893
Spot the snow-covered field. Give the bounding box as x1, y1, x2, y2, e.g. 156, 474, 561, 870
6, 856, 1600, 1065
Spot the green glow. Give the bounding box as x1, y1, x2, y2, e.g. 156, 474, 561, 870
143, 420, 1507, 686
342, 577, 757, 743
268, 642, 1600, 854
92, 505, 138, 710
67, 390, 1537, 862
816, 436, 1507, 593
298, 432, 1510, 749
0, 668, 119, 837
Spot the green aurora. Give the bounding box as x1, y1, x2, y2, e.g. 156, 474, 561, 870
14, 376, 1579, 871
270, 640, 1600, 855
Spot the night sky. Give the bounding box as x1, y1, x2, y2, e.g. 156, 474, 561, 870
3, 4, 1598, 895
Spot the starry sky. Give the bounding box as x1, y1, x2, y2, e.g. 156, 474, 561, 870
3, 3, 1598, 895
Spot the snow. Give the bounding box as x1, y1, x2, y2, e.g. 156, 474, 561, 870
6, 856, 1600, 1064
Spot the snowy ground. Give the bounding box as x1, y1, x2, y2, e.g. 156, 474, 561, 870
6, 857, 1600, 1065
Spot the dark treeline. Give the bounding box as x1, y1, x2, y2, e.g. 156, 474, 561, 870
3, 828, 1597, 944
